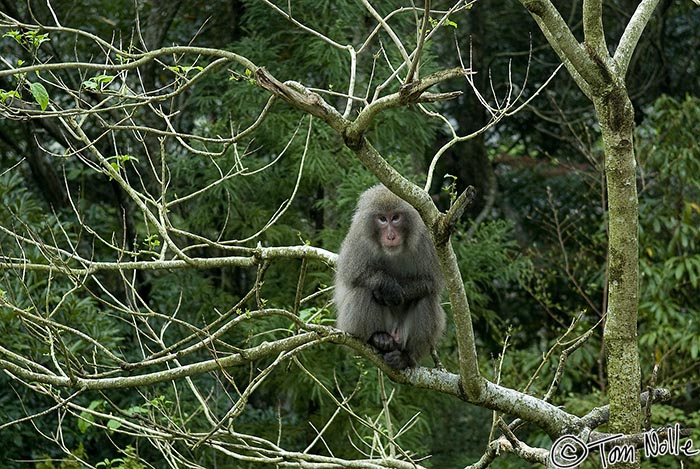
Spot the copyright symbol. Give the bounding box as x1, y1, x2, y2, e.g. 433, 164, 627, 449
550, 435, 589, 468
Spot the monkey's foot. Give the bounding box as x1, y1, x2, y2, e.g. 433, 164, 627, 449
369, 331, 398, 352
383, 350, 414, 370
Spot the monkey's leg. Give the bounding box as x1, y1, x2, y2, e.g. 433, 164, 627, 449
402, 296, 446, 367
336, 287, 388, 341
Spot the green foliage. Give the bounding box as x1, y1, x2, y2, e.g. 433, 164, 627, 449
2, 30, 52, 110
106, 154, 139, 174
3, 29, 50, 51
0, 88, 21, 102
493, 150, 607, 354
453, 219, 533, 346
82, 74, 117, 92
29, 81, 49, 110
35, 445, 87, 469
0, 1, 699, 467
637, 95, 700, 382
639, 404, 700, 469
78, 400, 105, 434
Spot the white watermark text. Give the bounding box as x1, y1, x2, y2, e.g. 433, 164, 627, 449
549, 424, 698, 468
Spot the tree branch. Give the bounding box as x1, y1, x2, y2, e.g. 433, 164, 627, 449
0, 244, 336, 275
519, 0, 601, 97
583, 0, 607, 57
438, 185, 477, 244
614, 0, 662, 77
345, 67, 471, 145
404, 0, 431, 84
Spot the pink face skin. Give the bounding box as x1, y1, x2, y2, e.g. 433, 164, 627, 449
376, 212, 404, 251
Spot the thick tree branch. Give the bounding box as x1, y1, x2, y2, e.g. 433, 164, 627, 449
0, 330, 338, 389
614, 0, 662, 77
255, 69, 349, 133
519, 0, 602, 97
583, 0, 607, 57
345, 67, 471, 145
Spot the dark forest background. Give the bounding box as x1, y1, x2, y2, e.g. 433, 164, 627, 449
1, 1, 699, 467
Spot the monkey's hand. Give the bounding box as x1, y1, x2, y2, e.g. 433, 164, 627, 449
372, 280, 404, 306
369, 331, 399, 352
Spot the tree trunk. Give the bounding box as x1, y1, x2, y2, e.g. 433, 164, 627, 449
518, 1, 659, 465
595, 85, 641, 441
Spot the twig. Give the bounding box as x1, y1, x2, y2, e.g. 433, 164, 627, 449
404, 0, 431, 84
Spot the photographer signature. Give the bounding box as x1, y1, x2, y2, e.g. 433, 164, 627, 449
550, 423, 699, 468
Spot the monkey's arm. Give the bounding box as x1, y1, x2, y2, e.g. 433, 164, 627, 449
371, 276, 403, 306
399, 274, 441, 302
353, 271, 438, 306
346, 266, 404, 306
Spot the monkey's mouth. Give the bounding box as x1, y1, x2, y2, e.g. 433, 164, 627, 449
382, 245, 403, 255
382, 238, 402, 249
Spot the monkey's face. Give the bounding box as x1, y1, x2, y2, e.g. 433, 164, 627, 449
374, 211, 406, 254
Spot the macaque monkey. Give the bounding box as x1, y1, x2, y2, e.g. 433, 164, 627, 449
334, 185, 445, 370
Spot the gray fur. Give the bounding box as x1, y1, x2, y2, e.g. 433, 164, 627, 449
334, 185, 446, 369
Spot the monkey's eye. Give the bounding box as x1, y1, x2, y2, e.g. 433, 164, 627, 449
378, 215, 388, 224
391, 214, 401, 223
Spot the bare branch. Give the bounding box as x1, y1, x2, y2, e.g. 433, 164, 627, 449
519, 0, 600, 97
614, 0, 662, 76
346, 67, 471, 143
360, 0, 411, 66
404, 0, 431, 84
583, 0, 607, 57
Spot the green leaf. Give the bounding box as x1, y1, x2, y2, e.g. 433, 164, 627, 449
29, 82, 49, 111
116, 154, 139, 164
83, 80, 98, 91
691, 340, 698, 360
0, 89, 21, 103
168, 65, 203, 76
689, 259, 699, 289
126, 405, 150, 415
78, 411, 95, 433
107, 418, 122, 431
3, 30, 22, 44
78, 399, 103, 433
26, 30, 50, 48
674, 260, 685, 280
82, 74, 115, 92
